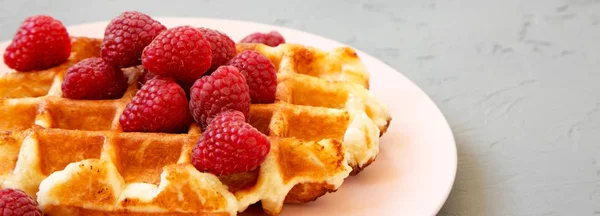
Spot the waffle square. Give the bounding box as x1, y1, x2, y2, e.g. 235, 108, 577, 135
0, 36, 392, 215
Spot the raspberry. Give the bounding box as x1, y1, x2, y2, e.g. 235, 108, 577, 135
0, 188, 42, 216
239, 31, 285, 47
197, 27, 236, 71
227, 50, 277, 103
101, 11, 166, 68
61, 57, 128, 100
119, 77, 190, 133
191, 110, 270, 175
189, 66, 251, 129
3, 15, 71, 72
142, 26, 212, 84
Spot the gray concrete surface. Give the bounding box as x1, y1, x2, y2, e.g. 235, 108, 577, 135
1, 0, 599, 215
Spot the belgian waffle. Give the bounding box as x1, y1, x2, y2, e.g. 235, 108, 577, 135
0, 36, 392, 215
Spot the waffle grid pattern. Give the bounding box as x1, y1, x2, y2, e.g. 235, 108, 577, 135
0, 37, 391, 215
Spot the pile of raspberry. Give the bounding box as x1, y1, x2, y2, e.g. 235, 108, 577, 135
3, 12, 288, 180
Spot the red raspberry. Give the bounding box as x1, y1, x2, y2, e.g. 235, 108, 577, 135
119, 77, 190, 133
227, 50, 277, 103
3, 15, 71, 72
191, 110, 270, 175
101, 11, 166, 68
0, 188, 42, 216
197, 27, 236, 71
239, 31, 285, 47
61, 57, 128, 100
189, 66, 251, 129
141, 26, 212, 84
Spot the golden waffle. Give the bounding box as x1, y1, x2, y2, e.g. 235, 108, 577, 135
0, 36, 392, 215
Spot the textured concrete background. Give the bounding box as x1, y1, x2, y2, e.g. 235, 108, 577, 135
1, 0, 600, 215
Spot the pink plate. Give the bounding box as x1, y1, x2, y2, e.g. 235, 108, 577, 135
0, 17, 457, 216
